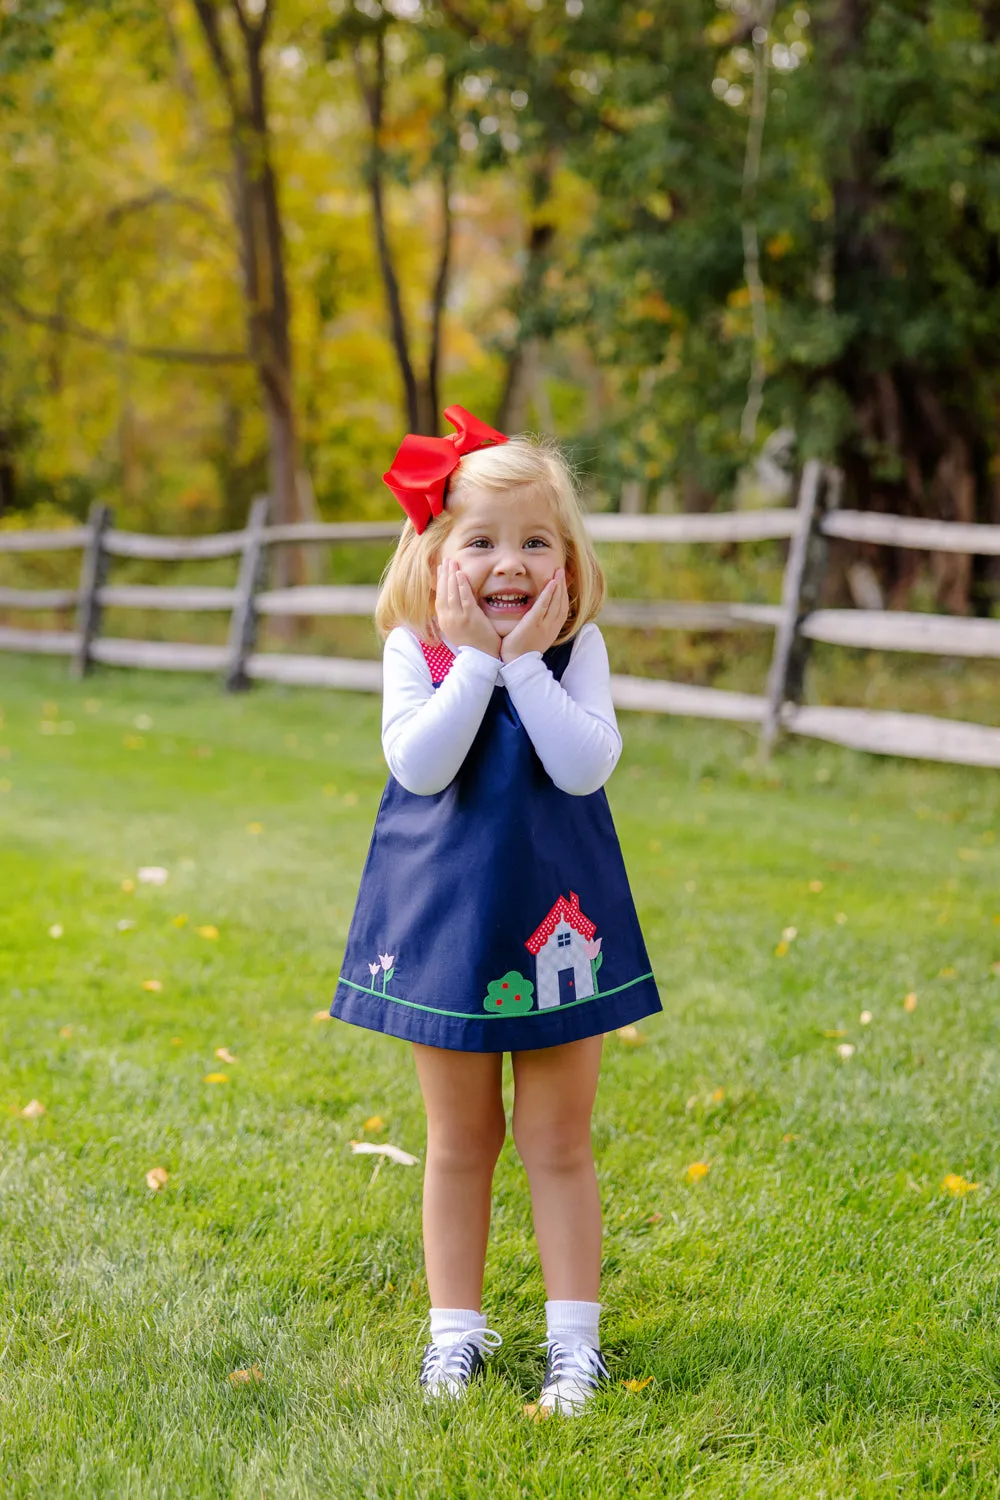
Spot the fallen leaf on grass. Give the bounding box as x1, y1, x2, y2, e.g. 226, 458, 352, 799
903, 992, 918, 1013
710, 1087, 725, 1103
647, 1212, 663, 1224
823, 1029, 846, 1039
808, 880, 824, 893
616, 1025, 646, 1045
523, 1403, 552, 1421
121, 879, 135, 893
145, 1167, 169, 1191
229, 1365, 263, 1385
215, 1047, 237, 1064
21, 1099, 46, 1119
203, 1072, 229, 1084
350, 1141, 418, 1166
685, 1161, 710, 1183
58, 1026, 73, 1039
942, 1173, 979, 1196
623, 1377, 654, 1392
142, 979, 163, 993
312, 1010, 332, 1022
363, 1115, 385, 1132
246, 822, 263, 835
137, 866, 169, 886
782, 1133, 800, 1143
196, 925, 219, 940
992, 963, 1000, 977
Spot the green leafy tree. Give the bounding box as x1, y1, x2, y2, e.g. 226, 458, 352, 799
564, 0, 1000, 608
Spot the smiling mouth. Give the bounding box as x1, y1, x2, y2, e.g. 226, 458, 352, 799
483, 591, 532, 611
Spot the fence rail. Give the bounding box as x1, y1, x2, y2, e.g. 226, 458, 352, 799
1, 466, 998, 769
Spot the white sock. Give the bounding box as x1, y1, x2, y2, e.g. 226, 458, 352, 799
545, 1299, 601, 1351
429, 1307, 486, 1348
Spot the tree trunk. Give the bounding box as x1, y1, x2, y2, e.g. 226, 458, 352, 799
356, 33, 456, 437
0, 424, 14, 516
190, 0, 301, 594
495, 154, 556, 433
357, 33, 420, 431
240, 19, 300, 589
423, 72, 455, 431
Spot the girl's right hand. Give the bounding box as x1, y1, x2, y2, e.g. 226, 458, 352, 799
434, 559, 501, 657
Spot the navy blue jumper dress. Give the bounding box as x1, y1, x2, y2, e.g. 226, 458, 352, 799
330, 634, 661, 1052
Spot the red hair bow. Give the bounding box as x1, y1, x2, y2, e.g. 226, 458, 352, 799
383, 405, 508, 533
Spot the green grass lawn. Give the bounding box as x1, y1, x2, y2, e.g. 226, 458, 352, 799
2, 654, 999, 1499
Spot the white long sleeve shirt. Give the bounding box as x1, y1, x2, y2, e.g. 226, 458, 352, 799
381, 622, 623, 798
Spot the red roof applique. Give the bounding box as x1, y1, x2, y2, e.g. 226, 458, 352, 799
524, 890, 596, 955
419, 639, 456, 684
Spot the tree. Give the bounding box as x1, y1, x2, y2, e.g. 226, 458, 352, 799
326, 6, 458, 435
570, 0, 1000, 602
189, 0, 302, 572
435, 0, 615, 434
798, 0, 1000, 612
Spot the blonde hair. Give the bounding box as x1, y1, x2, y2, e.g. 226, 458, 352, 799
375, 436, 605, 646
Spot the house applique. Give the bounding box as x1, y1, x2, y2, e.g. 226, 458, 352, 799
525, 891, 598, 1010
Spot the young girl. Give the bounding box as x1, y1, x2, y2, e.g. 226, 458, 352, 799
331, 406, 661, 1414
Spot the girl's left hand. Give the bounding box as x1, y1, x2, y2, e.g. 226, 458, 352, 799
500, 569, 570, 663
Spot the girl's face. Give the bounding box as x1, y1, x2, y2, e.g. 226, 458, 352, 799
434, 485, 568, 638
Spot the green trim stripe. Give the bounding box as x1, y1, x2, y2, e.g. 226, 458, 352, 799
334, 972, 655, 1021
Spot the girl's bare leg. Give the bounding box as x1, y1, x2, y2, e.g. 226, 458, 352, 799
510, 1036, 604, 1301
412, 1044, 506, 1309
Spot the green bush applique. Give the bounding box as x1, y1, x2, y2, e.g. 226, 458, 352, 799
483, 971, 534, 1016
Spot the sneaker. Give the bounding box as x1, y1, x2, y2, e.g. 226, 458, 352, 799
419, 1327, 502, 1400
536, 1338, 608, 1415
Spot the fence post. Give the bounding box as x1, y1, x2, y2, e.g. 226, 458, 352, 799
759, 461, 837, 757
72, 502, 111, 679
224, 494, 270, 692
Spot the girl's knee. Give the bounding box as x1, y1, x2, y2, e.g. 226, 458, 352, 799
428, 1112, 506, 1172
511, 1114, 593, 1175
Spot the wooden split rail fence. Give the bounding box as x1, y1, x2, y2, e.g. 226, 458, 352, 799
2, 461, 1000, 768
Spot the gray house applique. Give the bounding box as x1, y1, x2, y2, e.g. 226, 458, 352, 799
524, 891, 600, 1010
